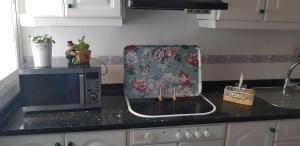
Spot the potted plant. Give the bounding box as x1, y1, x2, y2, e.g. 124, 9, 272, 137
29, 34, 55, 67
65, 36, 91, 64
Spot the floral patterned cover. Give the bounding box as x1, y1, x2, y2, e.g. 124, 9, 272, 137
124, 45, 202, 98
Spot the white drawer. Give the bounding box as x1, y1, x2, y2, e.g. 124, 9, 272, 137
129, 124, 226, 145
275, 119, 300, 142
274, 141, 300, 146
179, 140, 223, 146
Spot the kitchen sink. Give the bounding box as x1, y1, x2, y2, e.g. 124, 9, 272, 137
125, 95, 216, 118
254, 86, 300, 109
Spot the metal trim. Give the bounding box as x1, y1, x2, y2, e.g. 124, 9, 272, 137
79, 74, 85, 105
19, 68, 84, 75
128, 0, 228, 10
22, 104, 85, 113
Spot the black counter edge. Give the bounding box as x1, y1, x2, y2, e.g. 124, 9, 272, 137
0, 94, 21, 130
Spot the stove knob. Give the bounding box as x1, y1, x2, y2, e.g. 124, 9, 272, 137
89, 93, 98, 100
203, 130, 210, 138
144, 132, 157, 142
194, 131, 202, 139
175, 132, 185, 141
185, 131, 193, 140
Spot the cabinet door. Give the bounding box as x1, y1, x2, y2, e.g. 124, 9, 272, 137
179, 140, 223, 146
265, 0, 300, 22
274, 141, 300, 146
0, 133, 64, 146
65, 130, 126, 146
140, 144, 177, 146
19, 0, 65, 17
225, 121, 276, 146
218, 0, 266, 21
65, 0, 121, 17
275, 119, 300, 142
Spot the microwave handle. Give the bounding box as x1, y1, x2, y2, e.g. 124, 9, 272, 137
79, 74, 85, 105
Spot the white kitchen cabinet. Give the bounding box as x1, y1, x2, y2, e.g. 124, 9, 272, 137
65, 130, 126, 146
140, 144, 177, 146
265, 0, 300, 22
225, 121, 276, 146
274, 119, 300, 142
178, 140, 224, 146
0, 133, 65, 146
18, 0, 123, 26
197, 0, 300, 30
217, 0, 266, 21
65, 0, 121, 18
19, 0, 65, 17
0, 130, 126, 146
274, 141, 300, 146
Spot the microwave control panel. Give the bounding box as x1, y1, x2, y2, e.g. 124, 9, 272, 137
85, 68, 101, 108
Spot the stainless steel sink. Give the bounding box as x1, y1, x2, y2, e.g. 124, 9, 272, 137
254, 86, 300, 109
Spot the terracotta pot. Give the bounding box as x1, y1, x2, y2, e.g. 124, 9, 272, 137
75, 50, 91, 64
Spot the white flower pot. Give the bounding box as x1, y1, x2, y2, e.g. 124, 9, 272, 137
31, 42, 52, 67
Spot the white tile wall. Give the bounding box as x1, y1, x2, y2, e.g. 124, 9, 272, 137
20, 9, 300, 82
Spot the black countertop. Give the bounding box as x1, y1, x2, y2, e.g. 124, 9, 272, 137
2, 90, 300, 136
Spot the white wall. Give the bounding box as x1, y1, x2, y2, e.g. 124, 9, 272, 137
20, 10, 300, 82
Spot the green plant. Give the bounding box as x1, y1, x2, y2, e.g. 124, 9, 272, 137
77, 36, 89, 51
29, 34, 55, 44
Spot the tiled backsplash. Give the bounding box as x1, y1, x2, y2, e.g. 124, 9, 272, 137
100, 55, 298, 65
20, 10, 300, 82
98, 55, 300, 84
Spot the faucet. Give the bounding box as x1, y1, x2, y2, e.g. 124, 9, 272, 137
283, 62, 300, 95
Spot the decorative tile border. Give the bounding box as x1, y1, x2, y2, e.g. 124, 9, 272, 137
99, 55, 298, 65
23, 55, 298, 65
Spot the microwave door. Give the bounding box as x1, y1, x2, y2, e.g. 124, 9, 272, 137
66, 74, 84, 105
21, 73, 85, 113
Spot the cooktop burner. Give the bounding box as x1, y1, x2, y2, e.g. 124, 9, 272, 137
126, 95, 215, 118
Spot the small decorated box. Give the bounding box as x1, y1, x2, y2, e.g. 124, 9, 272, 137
223, 86, 255, 105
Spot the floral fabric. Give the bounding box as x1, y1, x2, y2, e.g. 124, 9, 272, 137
124, 45, 202, 98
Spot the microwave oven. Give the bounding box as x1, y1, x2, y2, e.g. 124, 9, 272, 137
19, 58, 101, 113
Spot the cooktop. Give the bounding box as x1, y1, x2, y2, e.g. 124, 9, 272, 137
126, 95, 216, 118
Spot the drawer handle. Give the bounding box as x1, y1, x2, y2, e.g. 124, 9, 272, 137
258, 9, 265, 14
270, 128, 276, 133
68, 4, 73, 8
68, 142, 74, 146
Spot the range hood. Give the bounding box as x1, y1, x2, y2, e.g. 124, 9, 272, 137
127, 0, 228, 10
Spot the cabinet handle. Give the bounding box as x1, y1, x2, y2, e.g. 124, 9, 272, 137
258, 9, 265, 14
68, 4, 73, 8
54, 143, 61, 146
270, 128, 276, 133
68, 142, 73, 146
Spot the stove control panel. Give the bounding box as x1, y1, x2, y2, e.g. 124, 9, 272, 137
129, 124, 226, 145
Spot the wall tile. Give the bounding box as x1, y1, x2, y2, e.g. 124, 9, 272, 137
249, 55, 271, 63
228, 55, 249, 63
20, 10, 300, 81
206, 55, 229, 64
49, 27, 82, 57
125, 9, 161, 24
202, 64, 271, 81
270, 55, 290, 63
108, 65, 124, 83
